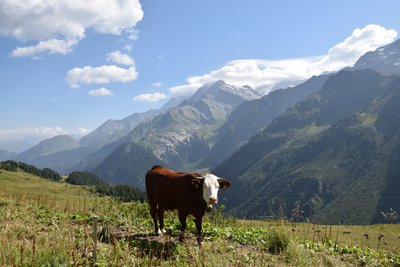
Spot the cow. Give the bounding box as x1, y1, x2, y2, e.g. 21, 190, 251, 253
145, 165, 231, 245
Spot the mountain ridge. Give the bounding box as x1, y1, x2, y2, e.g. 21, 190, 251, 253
14, 135, 79, 163
214, 69, 400, 224
199, 74, 331, 167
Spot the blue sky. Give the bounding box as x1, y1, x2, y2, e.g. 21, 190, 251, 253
1, 0, 400, 143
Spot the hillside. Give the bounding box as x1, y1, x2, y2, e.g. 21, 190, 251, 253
93, 142, 165, 189
199, 74, 330, 167
214, 69, 400, 224
79, 109, 159, 148
353, 39, 400, 74
0, 149, 16, 161
97, 80, 260, 172
1, 169, 399, 266
27, 145, 99, 174
0, 169, 97, 203
11, 97, 185, 174
14, 135, 79, 163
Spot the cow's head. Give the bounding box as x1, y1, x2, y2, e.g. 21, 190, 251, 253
192, 173, 231, 211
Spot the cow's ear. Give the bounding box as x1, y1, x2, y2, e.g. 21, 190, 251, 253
218, 179, 231, 189
192, 177, 204, 188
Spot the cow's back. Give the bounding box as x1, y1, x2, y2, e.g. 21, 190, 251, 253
145, 166, 203, 212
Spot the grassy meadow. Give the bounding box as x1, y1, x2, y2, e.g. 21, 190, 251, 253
1, 169, 400, 266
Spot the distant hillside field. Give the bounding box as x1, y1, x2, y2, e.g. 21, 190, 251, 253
0, 169, 100, 210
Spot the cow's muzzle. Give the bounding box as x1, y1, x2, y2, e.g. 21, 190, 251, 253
208, 197, 218, 205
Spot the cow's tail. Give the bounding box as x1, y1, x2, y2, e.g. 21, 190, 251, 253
145, 170, 153, 201
145, 168, 159, 234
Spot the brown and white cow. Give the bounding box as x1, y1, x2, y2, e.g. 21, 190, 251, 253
145, 165, 231, 244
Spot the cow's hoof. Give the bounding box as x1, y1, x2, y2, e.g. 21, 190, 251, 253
197, 236, 204, 246
206, 206, 213, 212
179, 235, 185, 242
157, 228, 166, 236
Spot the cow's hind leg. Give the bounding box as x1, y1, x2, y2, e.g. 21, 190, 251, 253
157, 207, 166, 235
178, 212, 187, 242
149, 202, 159, 235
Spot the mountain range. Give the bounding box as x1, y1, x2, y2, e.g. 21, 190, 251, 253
3, 39, 400, 224
124, 81, 261, 168
14, 135, 80, 163
199, 74, 330, 168
0, 149, 17, 161
215, 69, 400, 224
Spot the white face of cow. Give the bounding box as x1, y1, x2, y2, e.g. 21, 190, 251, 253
202, 174, 221, 208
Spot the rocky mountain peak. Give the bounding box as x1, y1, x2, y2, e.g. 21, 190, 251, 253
354, 39, 400, 74
190, 80, 260, 102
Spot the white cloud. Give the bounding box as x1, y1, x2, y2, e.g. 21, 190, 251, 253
169, 83, 202, 97
87, 88, 114, 96
186, 58, 320, 89
65, 65, 138, 88
133, 92, 167, 102
75, 127, 92, 136
123, 44, 133, 51
0, 126, 92, 141
151, 82, 162, 88
106, 50, 134, 66
168, 24, 397, 96
0, 127, 66, 141
0, 0, 143, 57
127, 29, 140, 40
312, 24, 398, 73
11, 38, 78, 58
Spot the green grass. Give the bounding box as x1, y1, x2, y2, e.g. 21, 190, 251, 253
0, 169, 101, 212
1, 170, 399, 266
239, 220, 400, 253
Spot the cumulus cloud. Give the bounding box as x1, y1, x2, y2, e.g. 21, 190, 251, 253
106, 50, 134, 66
0, 0, 143, 57
169, 84, 202, 97
133, 92, 167, 102
312, 24, 398, 72
186, 58, 320, 89
65, 65, 138, 88
11, 39, 78, 58
87, 88, 114, 96
167, 24, 397, 96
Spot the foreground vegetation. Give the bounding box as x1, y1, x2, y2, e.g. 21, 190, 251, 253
1, 169, 399, 266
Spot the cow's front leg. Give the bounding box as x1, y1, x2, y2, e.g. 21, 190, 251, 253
178, 212, 187, 242
194, 216, 204, 246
